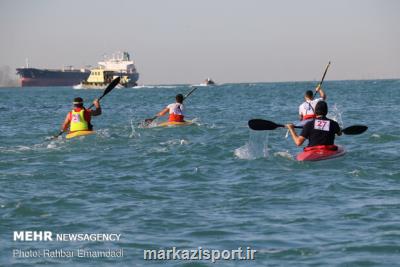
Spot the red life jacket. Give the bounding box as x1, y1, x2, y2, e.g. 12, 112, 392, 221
302, 114, 317, 120
301, 99, 319, 120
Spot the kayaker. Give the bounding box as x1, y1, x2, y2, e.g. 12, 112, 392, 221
156, 94, 185, 122
286, 101, 341, 149
60, 97, 101, 133
299, 85, 326, 121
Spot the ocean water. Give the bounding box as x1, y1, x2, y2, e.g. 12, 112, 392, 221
0, 80, 399, 266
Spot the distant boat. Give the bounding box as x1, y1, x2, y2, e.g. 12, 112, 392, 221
74, 69, 128, 89
199, 78, 216, 86
16, 51, 139, 87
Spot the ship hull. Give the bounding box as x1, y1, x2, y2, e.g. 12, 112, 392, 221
17, 68, 139, 87
16, 68, 90, 87
20, 77, 87, 87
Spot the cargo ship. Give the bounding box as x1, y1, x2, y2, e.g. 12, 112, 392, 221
16, 66, 90, 87
16, 51, 139, 87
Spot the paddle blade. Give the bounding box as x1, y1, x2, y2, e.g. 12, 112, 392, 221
140, 116, 158, 127
144, 118, 155, 124
342, 125, 368, 135
248, 119, 282, 131
49, 131, 64, 140
102, 76, 120, 98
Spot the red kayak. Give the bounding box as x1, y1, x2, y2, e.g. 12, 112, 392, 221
297, 145, 346, 162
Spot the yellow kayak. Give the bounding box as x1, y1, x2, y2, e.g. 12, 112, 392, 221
156, 121, 193, 127
66, 130, 95, 139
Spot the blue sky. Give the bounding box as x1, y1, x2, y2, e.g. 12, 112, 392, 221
0, 0, 399, 84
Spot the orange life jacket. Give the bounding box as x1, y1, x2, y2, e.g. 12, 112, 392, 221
168, 114, 184, 122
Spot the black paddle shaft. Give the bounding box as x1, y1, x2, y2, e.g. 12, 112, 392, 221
88, 76, 120, 109
184, 87, 197, 99
319, 61, 331, 86
313, 61, 331, 98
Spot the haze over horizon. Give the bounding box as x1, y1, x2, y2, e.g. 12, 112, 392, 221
0, 0, 399, 85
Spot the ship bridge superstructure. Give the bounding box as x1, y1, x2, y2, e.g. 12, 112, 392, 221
98, 51, 136, 74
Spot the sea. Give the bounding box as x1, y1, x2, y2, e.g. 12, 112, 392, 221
0, 79, 399, 266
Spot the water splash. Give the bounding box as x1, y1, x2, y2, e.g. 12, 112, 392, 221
274, 150, 294, 160
137, 119, 158, 129
329, 103, 344, 128
160, 139, 189, 146
46, 141, 59, 149
348, 169, 361, 176
190, 117, 199, 124
95, 129, 111, 138
234, 131, 269, 160
180, 139, 189, 145
73, 84, 83, 89
0, 139, 65, 153
129, 119, 141, 138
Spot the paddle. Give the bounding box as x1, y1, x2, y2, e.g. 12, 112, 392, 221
143, 86, 198, 126
313, 61, 331, 98
341, 125, 368, 135
249, 119, 303, 131
88, 76, 120, 109
52, 76, 121, 139
248, 119, 368, 135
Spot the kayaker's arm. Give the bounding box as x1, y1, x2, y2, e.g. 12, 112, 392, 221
90, 99, 102, 116
143, 106, 168, 125
286, 124, 306, 146
61, 114, 70, 132
298, 105, 304, 121
316, 85, 326, 100
157, 107, 169, 117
